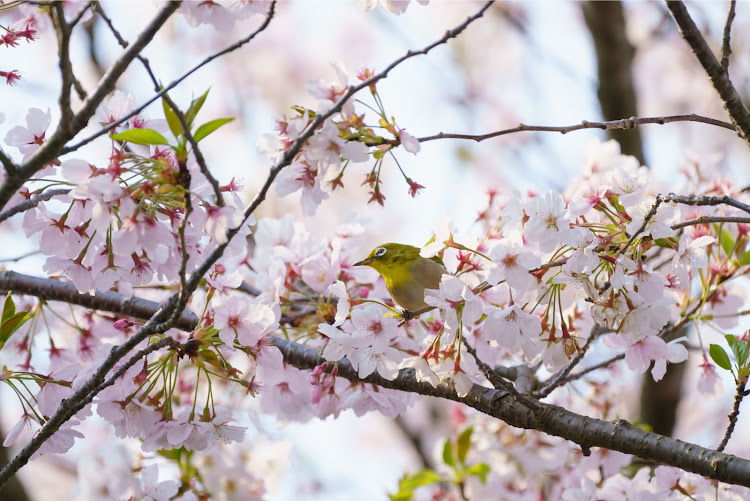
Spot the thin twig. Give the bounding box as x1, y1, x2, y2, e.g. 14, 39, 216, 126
461, 338, 540, 414
672, 215, 750, 230
618, 195, 662, 257
535, 324, 608, 398
717, 378, 746, 452
370, 114, 735, 149
0, 189, 71, 224
63, 1, 278, 154
93, 2, 225, 206
721, 0, 737, 72
662, 193, 750, 216
52, 3, 75, 127
0, 250, 40, 263
89, 336, 180, 398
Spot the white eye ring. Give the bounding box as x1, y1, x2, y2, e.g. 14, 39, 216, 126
375, 247, 387, 257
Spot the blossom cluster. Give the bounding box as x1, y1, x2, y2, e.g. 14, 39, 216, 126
1, 3, 749, 497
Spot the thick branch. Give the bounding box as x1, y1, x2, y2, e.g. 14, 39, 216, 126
3, 271, 750, 486
582, 1, 644, 164
666, 1, 750, 144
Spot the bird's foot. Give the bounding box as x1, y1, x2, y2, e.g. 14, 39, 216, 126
400, 309, 414, 321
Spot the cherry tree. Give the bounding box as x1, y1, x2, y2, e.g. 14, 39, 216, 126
1, 1, 750, 499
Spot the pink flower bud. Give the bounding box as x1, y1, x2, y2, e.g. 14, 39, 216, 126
113, 318, 135, 331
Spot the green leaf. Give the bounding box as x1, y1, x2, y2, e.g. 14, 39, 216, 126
389, 469, 442, 501
185, 88, 210, 128
717, 226, 735, 257
465, 463, 491, 483
193, 117, 234, 143
442, 439, 455, 468
2, 292, 16, 324
709, 344, 733, 371
740, 250, 750, 266
725, 335, 749, 367
0, 311, 33, 350
110, 128, 169, 146
457, 426, 473, 464
162, 97, 183, 138
653, 238, 676, 249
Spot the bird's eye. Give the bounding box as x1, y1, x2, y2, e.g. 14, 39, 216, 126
375, 247, 387, 257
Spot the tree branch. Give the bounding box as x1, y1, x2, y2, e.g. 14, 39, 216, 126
371, 114, 735, 148
582, 1, 644, 164
3, 271, 750, 486
662, 193, 750, 216
535, 324, 608, 398
666, 1, 750, 144
717, 378, 746, 452
672, 215, 750, 230
721, 0, 737, 72
0, 189, 71, 224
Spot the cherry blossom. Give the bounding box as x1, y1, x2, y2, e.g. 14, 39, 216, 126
214, 297, 279, 347
524, 190, 572, 252
327, 280, 351, 326
4, 107, 51, 161
357, 0, 429, 15
350, 303, 399, 352
420, 214, 455, 258
672, 235, 714, 287
424, 274, 482, 330
482, 304, 542, 353
138, 464, 180, 501
486, 241, 541, 290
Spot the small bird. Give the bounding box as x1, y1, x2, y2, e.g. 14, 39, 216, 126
354, 243, 447, 315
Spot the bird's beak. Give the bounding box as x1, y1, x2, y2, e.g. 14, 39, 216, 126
354, 258, 372, 266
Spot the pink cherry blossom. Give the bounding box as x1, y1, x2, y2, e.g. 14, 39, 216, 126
139, 464, 179, 501
399, 129, 420, 154
214, 297, 279, 347
424, 275, 482, 330
4, 107, 51, 160
486, 241, 541, 290
306, 119, 369, 168
672, 235, 714, 287
349, 345, 403, 379
319, 322, 370, 362
420, 214, 455, 258
524, 190, 572, 252
697, 356, 724, 399
327, 280, 351, 326
350, 304, 399, 352
561, 227, 600, 274
482, 304, 542, 352
299, 254, 338, 292
274, 160, 329, 216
